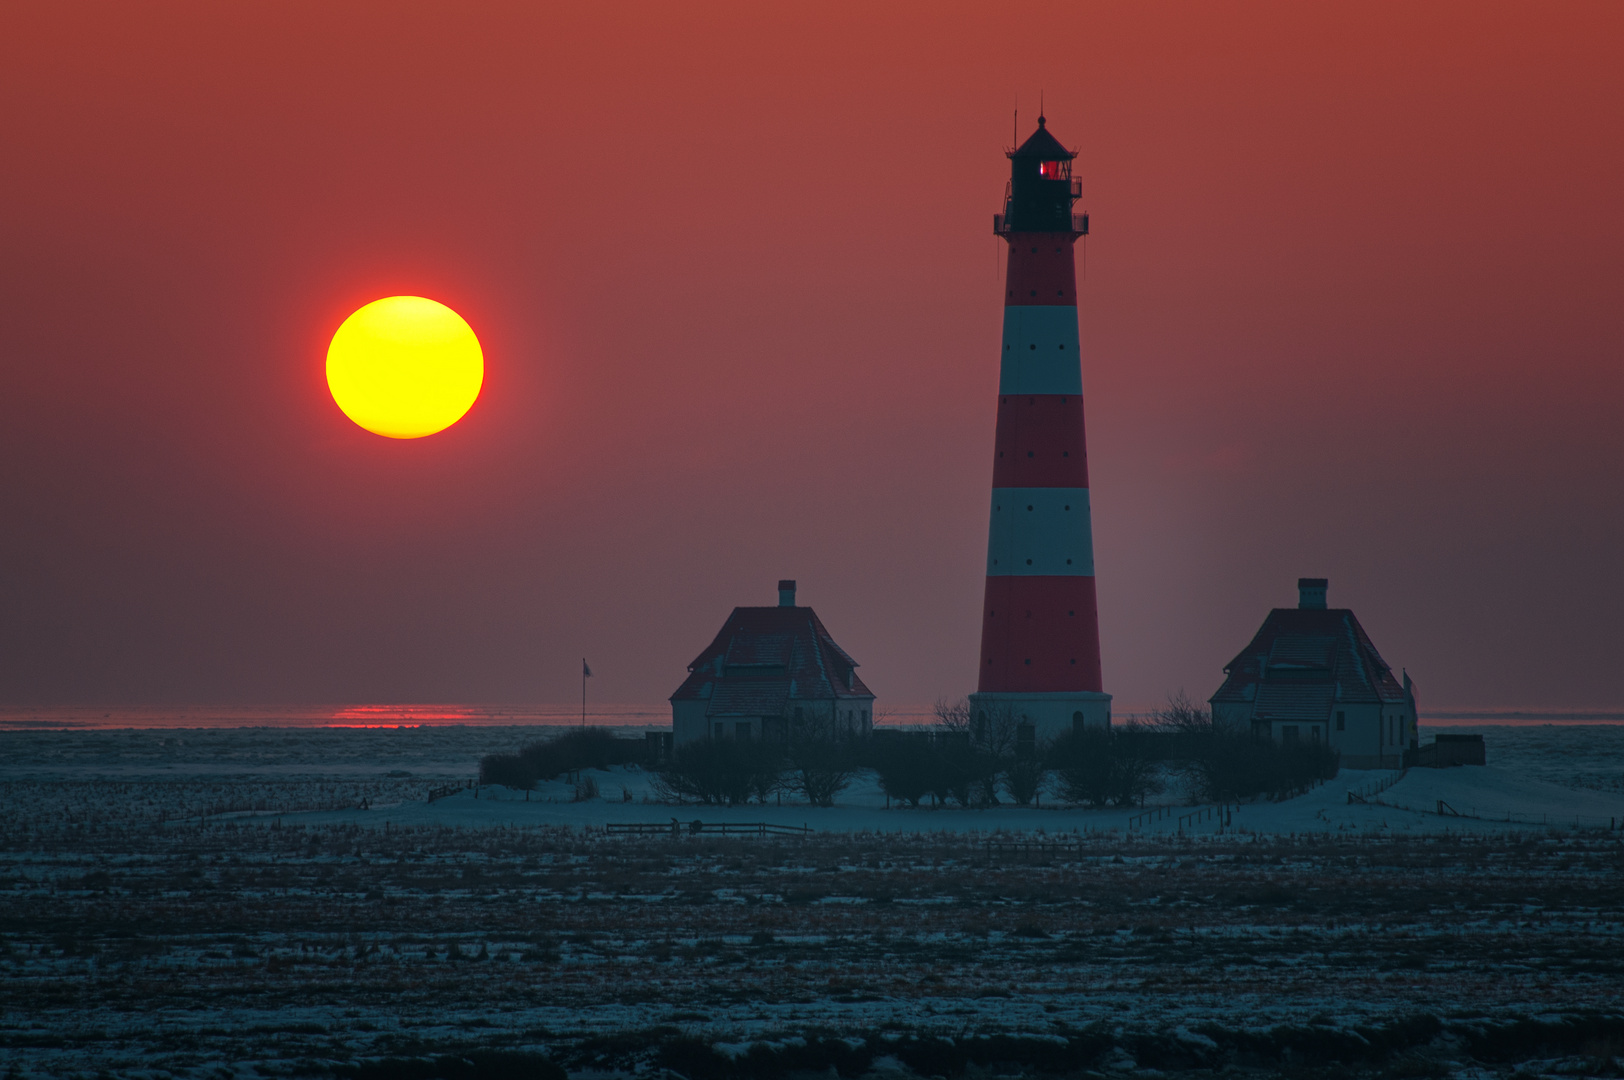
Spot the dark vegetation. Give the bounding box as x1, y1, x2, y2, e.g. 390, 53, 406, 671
481, 697, 1339, 811
480, 729, 643, 790
2, 805, 1620, 1078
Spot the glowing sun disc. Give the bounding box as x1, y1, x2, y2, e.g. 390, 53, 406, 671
326, 296, 483, 439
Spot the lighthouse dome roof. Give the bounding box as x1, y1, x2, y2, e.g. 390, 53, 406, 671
1010, 116, 1076, 160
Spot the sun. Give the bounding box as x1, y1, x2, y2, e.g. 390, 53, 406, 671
326, 296, 483, 439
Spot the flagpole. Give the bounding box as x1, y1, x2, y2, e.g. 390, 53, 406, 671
581, 658, 586, 729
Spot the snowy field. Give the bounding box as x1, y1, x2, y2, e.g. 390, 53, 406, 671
2, 723, 1619, 836
3, 724, 1623, 1078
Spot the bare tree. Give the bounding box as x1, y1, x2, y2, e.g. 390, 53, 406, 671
787, 706, 859, 808
935, 698, 1021, 805
1151, 691, 1220, 735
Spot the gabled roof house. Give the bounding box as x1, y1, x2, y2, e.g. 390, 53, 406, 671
1210, 578, 1417, 769
670, 581, 875, 745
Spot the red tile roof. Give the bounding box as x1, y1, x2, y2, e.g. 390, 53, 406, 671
670, 606, 874, 718
1210, 608, 1409, 721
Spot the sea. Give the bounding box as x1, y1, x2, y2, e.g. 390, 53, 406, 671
0, 703, 1620, 795
4, 703, 1621, 732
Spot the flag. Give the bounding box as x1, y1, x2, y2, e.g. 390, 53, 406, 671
582, 659, 592, 678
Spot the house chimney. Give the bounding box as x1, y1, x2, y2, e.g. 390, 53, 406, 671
778, 580, 797, 607
1298, 578, 1328, 609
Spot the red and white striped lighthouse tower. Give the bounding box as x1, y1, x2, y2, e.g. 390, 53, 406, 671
968, 115, 1111, 738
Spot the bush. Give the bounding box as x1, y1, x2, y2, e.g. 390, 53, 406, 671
931, 736, 980, 807
1144, 693, 1339, 802
517, 728, 639, 780
1183, 735, 1338, 802
788, 738, 857, 808
1047, 728, 1163, 807
869, 736, 934, 807
1002, 756, 1047, 806
650, 741, 784, 806
477, 753, 534, 790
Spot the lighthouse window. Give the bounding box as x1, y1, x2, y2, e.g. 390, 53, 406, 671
1058, 343, 1065, 349
1068, 610, 1074, 616
1027, 451, 1033, 458
1066, 559, 1072, 565
1027, 505, 1033, 510
1029, 344, 1036, 350
1062, 451, 1069, 457
1024, 658, 1032, 665
1038, 160, 1066, 179
1025, 559, 1032, 565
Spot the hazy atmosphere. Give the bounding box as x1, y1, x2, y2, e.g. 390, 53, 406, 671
5, 7, 1624, 1079
4, 1, 1621, 710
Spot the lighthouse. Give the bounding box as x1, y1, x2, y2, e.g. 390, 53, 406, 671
968, 115, 1111, 740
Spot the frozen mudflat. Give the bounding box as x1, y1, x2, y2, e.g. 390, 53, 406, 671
2, 724, 1622, 1079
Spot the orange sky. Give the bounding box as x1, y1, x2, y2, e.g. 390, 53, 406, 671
1, 1, 1621, 710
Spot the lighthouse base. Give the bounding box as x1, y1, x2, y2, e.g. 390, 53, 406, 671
969, 690, 1112, 742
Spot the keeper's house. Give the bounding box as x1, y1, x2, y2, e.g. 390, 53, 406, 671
1209, 578, 1417, 769
670, 580, 875, 745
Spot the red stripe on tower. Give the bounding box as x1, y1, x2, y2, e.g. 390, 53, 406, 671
970, 115, 1111, 739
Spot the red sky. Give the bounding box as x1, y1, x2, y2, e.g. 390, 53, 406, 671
2, 1, 1621, 711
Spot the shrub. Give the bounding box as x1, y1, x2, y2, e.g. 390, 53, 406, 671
517, 728, 639, 780
651, 741, 783, 806
1183, 732, 1338, 802
1002, 756, 1047, 806
477, 753, 534, 791
931, 735, 980, 807
788, 738, 856, 808
869, 735, 934, 807
1048, 728, 1163, 807
936, 698, 1022, 805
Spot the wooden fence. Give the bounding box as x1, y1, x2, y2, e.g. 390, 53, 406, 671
1346, 769, 1406, 804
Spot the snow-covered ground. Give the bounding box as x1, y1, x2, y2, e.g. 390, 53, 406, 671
1, 724, 1619, 836
282, 762, 1622, 837
3, 725, 1623, 1078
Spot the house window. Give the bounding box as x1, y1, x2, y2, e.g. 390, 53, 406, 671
1072, 710, 1085, 734
736, 721, 752, 741
1311, 726, 1321, 743
794, 707, 803, 721
1336, 711, 1345, 731
1282, 725, 1300, 744
714, 723, 725, 740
